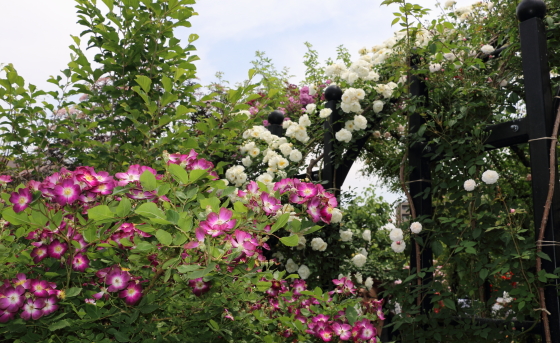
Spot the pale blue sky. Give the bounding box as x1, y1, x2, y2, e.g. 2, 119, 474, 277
0, 0, 475, 204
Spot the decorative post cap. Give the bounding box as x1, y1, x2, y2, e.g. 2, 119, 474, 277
268, 110, 285, 125
324, 85, 343, 101
516, 0, 546, 22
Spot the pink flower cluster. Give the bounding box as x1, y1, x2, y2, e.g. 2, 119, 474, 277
0, 273, 60, 322
166, 149, 218, 180
26, 220, 90, 272
94, 266, 143, 305
273, 178, 338, 223
248, 277, 381, 342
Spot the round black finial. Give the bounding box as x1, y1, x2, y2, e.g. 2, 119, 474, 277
324, 85, 343, 101
517, 0, 546, 22
268, 110, 285, 125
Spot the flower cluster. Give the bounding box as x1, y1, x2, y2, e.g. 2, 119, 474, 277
247, 277, 381, 342
0, 274, 60, 322
232, 125, 304, 186
273, 178, 341, 224
94, 266, 143, 305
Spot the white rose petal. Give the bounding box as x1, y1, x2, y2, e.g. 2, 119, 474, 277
340, 230, 353, 242
481, 44, 494, 55
362, 229, 371, 242
389, 228, 404, 242
289, 150, 302, 162
481, 170, 499, 184
464, 179, 477, 191
335, 129, 353, 143
391, 240, 406, 253
311, 237, 328, 251
319, 108, 332, 118
410, 222, 422, 234
285, 258, 298, 273
352, 253, 367, 268
298, 265, 311, 279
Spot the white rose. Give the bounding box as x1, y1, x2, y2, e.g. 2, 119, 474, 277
429, 63, 442, 73
297, 235, 307, 250
481, 44, 494, 55
389, 228, 404, 242
311, 237, 328, 251
362, 229, 371, 242
373, 100, 384, 114
410, 222, 422, 234
335, 129, 352, 143
279, 143, 292, 157
331, 208, 343, 223
364, 277, 374, 290
308, 85, 317, 96
282, 120, 292, 129
276, 157, 289, 170
500, 79, 508, 87
464, 179, 477, 191
381, 223, 396, 231
256, 173, 274, 185
352, 254, 367, 268
319, 108, 332, 118
443, 0, 456, 9
391, 240, 406, 253
481, 170, 499, 184
298, 265, 311, 279
345, 120, 356, 132
241, 156, 252, 167
285, 258, 298, 273
299, 114, 312, 127
340, 230, 353, 242
289, 150, 302, 162
366, 71, 380, 81
358, 248, 368, 257
443, 52, 456, 61
353, 115, 368, 130
355, 272, 363, 284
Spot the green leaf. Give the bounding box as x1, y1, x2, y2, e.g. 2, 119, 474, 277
443, 298, 456, 311
162, 76, 172, 92
140, 170, 157, 191
248, 69, 257, 79
177, 216, 193, 233
479, 268, 489, 280
538, 251, 552, 262
116, 198, 131, 217
168, 164, 189, 184
280, 235, 299, 247
155, 230, 173, 246
256, 281, 272, 292
135, 202, 167, 221
83, 226, 98, 243
135, 75, 152, 93
188, 33, 199, 43
177, 264, 200, 273
48, 319, 72, 331
345, 306, 358, 326
87, 205, 114, 222
233, 201, 247, 213
2, 207, 29, 225
65, 287, 82, 298
189, 169, 207, 182
270, 213, 290, 234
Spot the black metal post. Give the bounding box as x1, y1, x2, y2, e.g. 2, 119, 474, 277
323, 85, 342, 193
517, 0, 560, 341
267, 110, 285, 137
408, 55, 433, 314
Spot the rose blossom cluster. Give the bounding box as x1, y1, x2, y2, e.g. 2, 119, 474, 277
249, 277, 381, 342
10, 157, 217, 214
0, 273, 60, 322
235, 125, 303, 186
273, 178, 342, 224
93, 265, 144, 305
